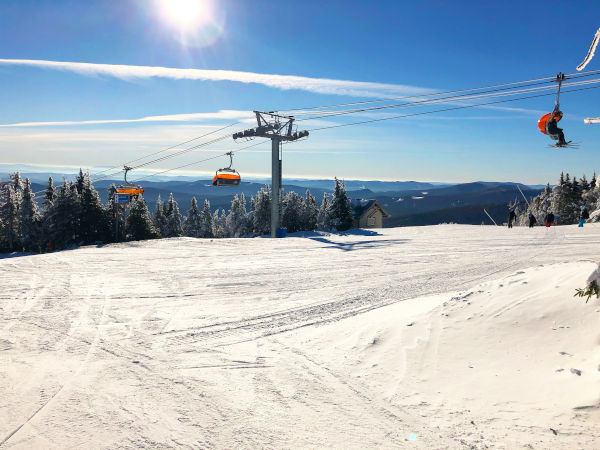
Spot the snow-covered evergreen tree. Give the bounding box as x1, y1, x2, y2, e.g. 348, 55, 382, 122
226, 194, 249, 237
199, 199, 213, 238
281, 191, 303, 233
125, 196, 160, 241
212, 209, 227, 238
183, 197, 202, 237
43, 176, 57, 212
327, 178, 353, 231
152, 195, 168, 237
580, 174, 590, 193
317, 192, 330, 230
0, 182, 21, 250
46, 179, 80, 249
303, 189, 318, 231
551, 173, 581, 224
79, 173, 108, 244
106, 184, 125, 242
19, 178, 41, 251
10, 172, 24, 190
252, 186, 271, 235
75, 168, 85, 195
164, 193, 183, 237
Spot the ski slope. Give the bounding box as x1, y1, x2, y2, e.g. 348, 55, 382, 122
1, 224, 599, 449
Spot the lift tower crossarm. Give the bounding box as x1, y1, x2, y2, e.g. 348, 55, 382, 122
233, 111, 309, 237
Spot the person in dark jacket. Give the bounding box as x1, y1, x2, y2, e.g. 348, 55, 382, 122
508, 207, 516, 228
528, 212, 537, 228
545, 211, 555, 227
579, 205, 590, 227
547, 115, 567, 146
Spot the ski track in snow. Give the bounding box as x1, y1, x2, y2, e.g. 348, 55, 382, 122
0, 224, 599, 448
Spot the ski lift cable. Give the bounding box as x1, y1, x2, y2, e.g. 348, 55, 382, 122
29, 122, 246, 196
305, 84, 600, 133
295, 77, 600, 122
87, 135, 231, 183
298, 77, 600, 123
92, 121, 242, 177
290, 79, 559, 118
127, 134, 232, 171
276, 68, 600, 114
130, 140, 266, 184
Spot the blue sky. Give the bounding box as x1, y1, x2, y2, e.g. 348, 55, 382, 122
0, 0, 599, 184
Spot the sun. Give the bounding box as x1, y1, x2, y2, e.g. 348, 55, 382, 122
158, 0, 213, 31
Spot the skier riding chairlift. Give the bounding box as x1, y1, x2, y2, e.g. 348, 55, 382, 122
537, 73, 573, 148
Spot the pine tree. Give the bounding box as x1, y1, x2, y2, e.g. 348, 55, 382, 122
125, 196, 160, 241
281, 191, 303, 233
226, 194, 249, 237
252, 186, 271, 235
591, 172, 597, 189
43, 176, 57, 212
9, 172, 24, 190
317, 192, 330, 230
550, 173, 581, 224
183, 197, 202, 237
0, 183, 21, 250
75, 168, 85, 195
106, 184, 125, 242
584, 178, 600, 211
153, 195, 168, 237
79, 172, 108, 244
199, 199, 213, 238
580, 174, 590, 193
19, 178, 41, 251
212, 209, 227, 238
165, 193, 183, 237
46, 180, 80, 249
303, 189, 318, 231
69, 182, 82, 242
572, 176, 581, 200
328, 178, 353, 231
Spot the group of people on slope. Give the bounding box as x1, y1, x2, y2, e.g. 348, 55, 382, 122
507, 205, 589, 229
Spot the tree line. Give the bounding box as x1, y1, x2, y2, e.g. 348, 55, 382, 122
516, 172, 599, 225
0, 170, 354, 253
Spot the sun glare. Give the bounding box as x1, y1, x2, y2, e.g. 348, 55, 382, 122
158, 0, 212, 31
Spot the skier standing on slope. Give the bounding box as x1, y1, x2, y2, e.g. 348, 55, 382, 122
528, 212, 537, 228
545, 211, 555, 227
508, 207, 516, 228
579, 205, 590, 227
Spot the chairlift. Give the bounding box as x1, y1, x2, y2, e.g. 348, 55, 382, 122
117, 166, 144, 197
537, 73, 578, 148
212, 152, 241, 187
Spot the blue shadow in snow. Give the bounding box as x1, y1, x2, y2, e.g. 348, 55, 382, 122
308, 237, 410, 252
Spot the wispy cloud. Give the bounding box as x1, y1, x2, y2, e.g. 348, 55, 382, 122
0, 110, 255, 127
0, 58, 433, 98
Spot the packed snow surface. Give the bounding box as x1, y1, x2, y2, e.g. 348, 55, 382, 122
1, 224, 600, 449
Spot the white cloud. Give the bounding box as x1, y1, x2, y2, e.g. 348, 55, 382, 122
0, 110, 255, 127
0, 58, 433, 98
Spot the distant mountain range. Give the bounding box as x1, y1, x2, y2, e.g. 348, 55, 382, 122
8, 171, 544, 228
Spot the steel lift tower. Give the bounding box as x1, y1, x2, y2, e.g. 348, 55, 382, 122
233, 111, 309, 237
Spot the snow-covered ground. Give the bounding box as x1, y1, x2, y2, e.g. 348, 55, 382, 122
1, 224, 599, 449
